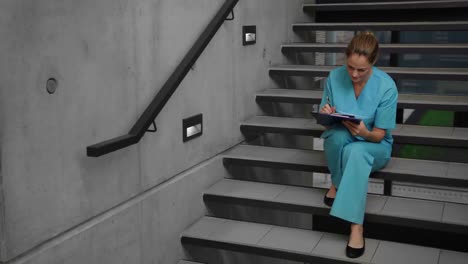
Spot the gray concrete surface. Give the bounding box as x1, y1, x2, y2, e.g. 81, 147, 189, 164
8, 156, 226, 264
0, 0, 308, 262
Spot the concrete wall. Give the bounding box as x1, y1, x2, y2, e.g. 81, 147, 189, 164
11, 156, 228, 264
0, 0, 307, 262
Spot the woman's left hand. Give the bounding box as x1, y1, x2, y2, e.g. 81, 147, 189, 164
342, 120, 369, 137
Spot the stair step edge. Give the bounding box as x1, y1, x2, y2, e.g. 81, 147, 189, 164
182, 216, 468, 264
303, 1, 468, 11
240, 116, 468, 148
222, 145, 468, 188
204, 179, 468, 233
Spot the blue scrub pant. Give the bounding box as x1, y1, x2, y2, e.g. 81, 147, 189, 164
322, 125, 391, 224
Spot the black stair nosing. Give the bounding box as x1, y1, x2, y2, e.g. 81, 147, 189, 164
240, 116, 468, 148
240, 116, 324, 137
222, 145, 468, 188
181, 236, 347, 264
269, 65, 468, 81
178, 260, 205, 264
256, 89, 468, 112
181, 216, 467, 264
292, 21, 468, 31
303, 1, 468, 12
281, 43, 468, 54
317, 0, 466, 2
203, 179, 468, 234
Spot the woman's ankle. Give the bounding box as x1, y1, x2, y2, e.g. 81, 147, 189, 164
348, 224, 364, 247
350, 223, 363, 233
326, 185, 337, 198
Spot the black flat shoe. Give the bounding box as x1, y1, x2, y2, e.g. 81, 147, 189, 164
323, 188, 337, 207
323, 194, 334, 207
346, 240, 365, 259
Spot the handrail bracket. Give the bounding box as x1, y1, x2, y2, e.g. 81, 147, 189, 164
147, 121, 157, 133
226, 9, 235, 21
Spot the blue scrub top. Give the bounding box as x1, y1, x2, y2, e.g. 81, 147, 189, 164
320, 66, 398, 145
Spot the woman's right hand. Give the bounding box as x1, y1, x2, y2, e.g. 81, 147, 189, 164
320, 104, 336, 114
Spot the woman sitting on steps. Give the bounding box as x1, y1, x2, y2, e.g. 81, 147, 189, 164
319, 31, 398, 259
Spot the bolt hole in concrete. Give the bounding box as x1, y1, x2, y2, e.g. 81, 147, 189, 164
46, 78, 58, 94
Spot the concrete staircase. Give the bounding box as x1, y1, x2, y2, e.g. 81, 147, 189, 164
180, 1, 468, 263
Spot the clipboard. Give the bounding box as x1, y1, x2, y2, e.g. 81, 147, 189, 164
311, 112, 362, 126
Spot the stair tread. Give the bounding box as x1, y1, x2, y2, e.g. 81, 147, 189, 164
242, 115, 322, 131
269, 64, 468, 77
178, 261, 204, 264
281, 43, 468, 54
222, 144, 468, 187
292, 21, 468, 31
205, 179, 468, 230
182, 216, 468, 264
295, 21, 468, 26
240, 116, 468, 147
304, 0, 468, 11
256, 88, 468, 111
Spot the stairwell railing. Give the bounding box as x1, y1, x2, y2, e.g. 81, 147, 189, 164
86, 0, 239, 157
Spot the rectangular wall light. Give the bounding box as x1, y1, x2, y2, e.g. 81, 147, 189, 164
243, 25, 256, 46
183, 114, 203, 142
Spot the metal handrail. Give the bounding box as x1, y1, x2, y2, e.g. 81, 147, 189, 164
87, 0, 239, 157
